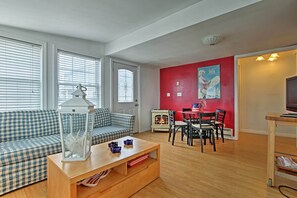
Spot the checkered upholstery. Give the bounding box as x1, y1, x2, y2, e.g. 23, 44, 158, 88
0, 108, 135, 195
94, 108, 111, 128
0, 157, 47, 195
0, 134, 61, 166
111, 113, 135, 134
92, 126, 131, 145
0, 110, 59, 142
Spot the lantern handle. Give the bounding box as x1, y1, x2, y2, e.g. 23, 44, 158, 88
77, 84, 87, 91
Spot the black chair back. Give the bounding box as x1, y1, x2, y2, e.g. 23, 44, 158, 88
198, 112, 216, 127
215, 108, 226, 142
215, 109, 226, 123
169, 110, 176, 126
182, 108, 193, 122
189, 112, 216, 152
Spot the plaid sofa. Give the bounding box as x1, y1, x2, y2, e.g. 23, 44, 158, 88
0, 108, 134, 195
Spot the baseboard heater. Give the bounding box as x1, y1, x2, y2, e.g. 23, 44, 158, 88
224, 128, 233, 136
217, 127, 233, 139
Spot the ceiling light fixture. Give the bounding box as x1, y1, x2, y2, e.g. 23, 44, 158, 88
270, 53, 279, 58
268, 57, 277, 62
268, 53, 280, 61
256, 56, 265, 61
201, 34, 224, 46
255, 53, 280, 62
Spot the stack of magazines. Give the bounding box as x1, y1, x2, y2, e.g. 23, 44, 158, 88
276, 156, 297, 170
127, 154, 149, 167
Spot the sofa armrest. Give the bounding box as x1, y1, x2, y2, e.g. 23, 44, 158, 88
110, 113, 135, 135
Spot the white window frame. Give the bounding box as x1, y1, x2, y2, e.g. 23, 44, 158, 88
55, 49, 101, 108
0, 32, 47, 111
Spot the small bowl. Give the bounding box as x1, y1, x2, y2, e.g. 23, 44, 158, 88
108, 142, 118, 148
110, 146, 121, 153
124, 139, 133, 145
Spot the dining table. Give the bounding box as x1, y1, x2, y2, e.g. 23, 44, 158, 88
177, 109, 216, 146
178, 109, 215, 118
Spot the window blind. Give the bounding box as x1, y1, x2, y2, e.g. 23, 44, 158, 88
0, 36, 42, 112
57, 50, 100, 107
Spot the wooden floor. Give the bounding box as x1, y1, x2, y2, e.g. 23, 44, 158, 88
2, 132, 297, 198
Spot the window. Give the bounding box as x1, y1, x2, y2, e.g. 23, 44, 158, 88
0, 36, 42, 112
118, 69, 133, 102
57, 50, 100, 107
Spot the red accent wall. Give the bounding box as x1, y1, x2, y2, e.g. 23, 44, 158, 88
160, 56, 234, 132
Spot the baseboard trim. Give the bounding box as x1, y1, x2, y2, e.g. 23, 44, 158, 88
240, 129, 296, 138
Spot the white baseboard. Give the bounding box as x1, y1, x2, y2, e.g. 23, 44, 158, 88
140, 127, 151, 132
240, 129, 296, 138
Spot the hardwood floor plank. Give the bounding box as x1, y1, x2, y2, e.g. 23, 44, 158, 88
2, 132, 297, 197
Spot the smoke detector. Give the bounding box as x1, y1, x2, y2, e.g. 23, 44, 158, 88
201, 34, 224, 46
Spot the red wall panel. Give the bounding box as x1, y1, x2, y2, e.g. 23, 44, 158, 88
160, 56, 234, 132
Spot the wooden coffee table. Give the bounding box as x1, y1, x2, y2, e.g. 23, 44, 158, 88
47, 136, 160, 198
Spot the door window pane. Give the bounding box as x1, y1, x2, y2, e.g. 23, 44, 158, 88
118, 69, 133, 102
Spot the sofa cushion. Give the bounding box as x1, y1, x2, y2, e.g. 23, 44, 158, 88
94, 108, 111, 128
0, 110, 59, 142
0, 134, 61, 166
92, 126, 131, 145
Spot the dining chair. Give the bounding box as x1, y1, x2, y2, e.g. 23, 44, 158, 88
215, 109, 226, 143
182, 108, 192, 122
168, 110, 188, 145
181, 108, 193, 142
189, 112, 216, 152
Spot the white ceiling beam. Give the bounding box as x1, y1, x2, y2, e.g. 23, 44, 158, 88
105, 0, 261, 55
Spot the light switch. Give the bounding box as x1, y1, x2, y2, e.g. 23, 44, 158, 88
177, 92, 182, 97
166, 93, 170, 97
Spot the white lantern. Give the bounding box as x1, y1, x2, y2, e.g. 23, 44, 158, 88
58, 84, 95, 162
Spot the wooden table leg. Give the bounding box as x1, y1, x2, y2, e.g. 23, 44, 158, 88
267, 120, 276, 187
47, 158, 77, 198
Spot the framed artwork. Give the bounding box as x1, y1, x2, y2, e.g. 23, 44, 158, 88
198, 65, 220, 99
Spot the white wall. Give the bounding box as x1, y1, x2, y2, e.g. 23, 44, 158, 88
139, 65, 160, 132
0, 25, 160, 132
103, 57, 160, 132
0, 25, 105, 109
239, 53, 297, 137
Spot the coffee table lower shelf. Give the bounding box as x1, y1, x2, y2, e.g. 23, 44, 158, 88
47, 136, 160, 198
77, 158, 158, 198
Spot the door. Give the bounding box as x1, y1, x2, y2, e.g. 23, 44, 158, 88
112, 61, 139, 133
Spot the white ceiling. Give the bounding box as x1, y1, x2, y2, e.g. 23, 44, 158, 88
0, 0, 202, 42
0, 0, 296, 68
